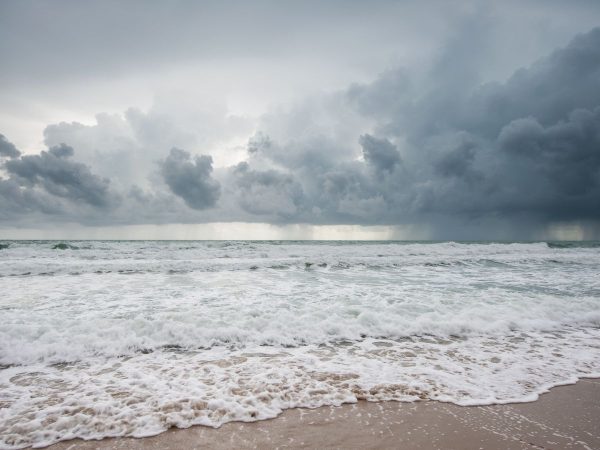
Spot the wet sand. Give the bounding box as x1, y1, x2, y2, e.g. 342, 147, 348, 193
47, 378, 600, 450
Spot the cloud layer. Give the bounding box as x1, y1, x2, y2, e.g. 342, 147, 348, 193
160, 149, 220, 210
1, 24, 599, 238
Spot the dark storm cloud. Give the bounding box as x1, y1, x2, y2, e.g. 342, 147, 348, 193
159, 148, 220, 210
4, 144, 115, 208
348, 25, 600, 145
0, 177, 60, 218
359, 134, 401, 173
494, 108, 600, 217
459, 27, 600, 138
314, 164, 389, 222
326, 26, 600, 227
1, 23, 600, 238
218, 26, 600, 234
432, 133, 479, 180
0, 134, 20, 158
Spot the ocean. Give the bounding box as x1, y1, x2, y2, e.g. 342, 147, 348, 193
1, 240, 599, 448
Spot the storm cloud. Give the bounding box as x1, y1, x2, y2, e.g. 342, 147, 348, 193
0, 134, 20, 159
360, 134, 402, 173
1, 2, 599, 239
219, 26, 600, 233
4, 144, 115, 208
229, 162, 305, 219
159, 148, 220, 210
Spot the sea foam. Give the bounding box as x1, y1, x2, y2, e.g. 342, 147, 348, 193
0, 240, 599, 448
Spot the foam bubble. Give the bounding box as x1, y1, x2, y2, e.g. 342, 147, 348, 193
0, 241, 599, 448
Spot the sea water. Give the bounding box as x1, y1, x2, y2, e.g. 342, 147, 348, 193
1, 240, 599, 448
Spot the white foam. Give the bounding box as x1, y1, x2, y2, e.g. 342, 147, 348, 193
0, 241, 599, 448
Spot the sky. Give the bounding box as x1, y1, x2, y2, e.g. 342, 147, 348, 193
1, 0, 600, 240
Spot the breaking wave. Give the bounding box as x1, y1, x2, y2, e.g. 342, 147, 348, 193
1, 240, 599, 448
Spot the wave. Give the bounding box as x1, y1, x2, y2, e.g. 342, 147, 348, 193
2, 295, 599, 366
546, 241, 600, 248
1, 329, 599, 449
1, 240, 599, 448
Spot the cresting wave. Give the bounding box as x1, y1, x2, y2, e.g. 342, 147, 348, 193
1, 241, 599, 448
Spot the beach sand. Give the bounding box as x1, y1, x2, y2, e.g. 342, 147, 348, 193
46, 378, 600, 450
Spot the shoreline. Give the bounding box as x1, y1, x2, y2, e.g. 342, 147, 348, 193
43, 378, 600, 450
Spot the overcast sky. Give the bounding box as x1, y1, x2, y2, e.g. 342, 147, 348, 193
1, 0, 600, 240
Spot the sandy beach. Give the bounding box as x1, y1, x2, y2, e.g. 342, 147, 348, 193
44, 378, 600, 450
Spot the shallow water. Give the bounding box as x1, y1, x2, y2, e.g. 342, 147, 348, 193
1, 240, 599, 448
